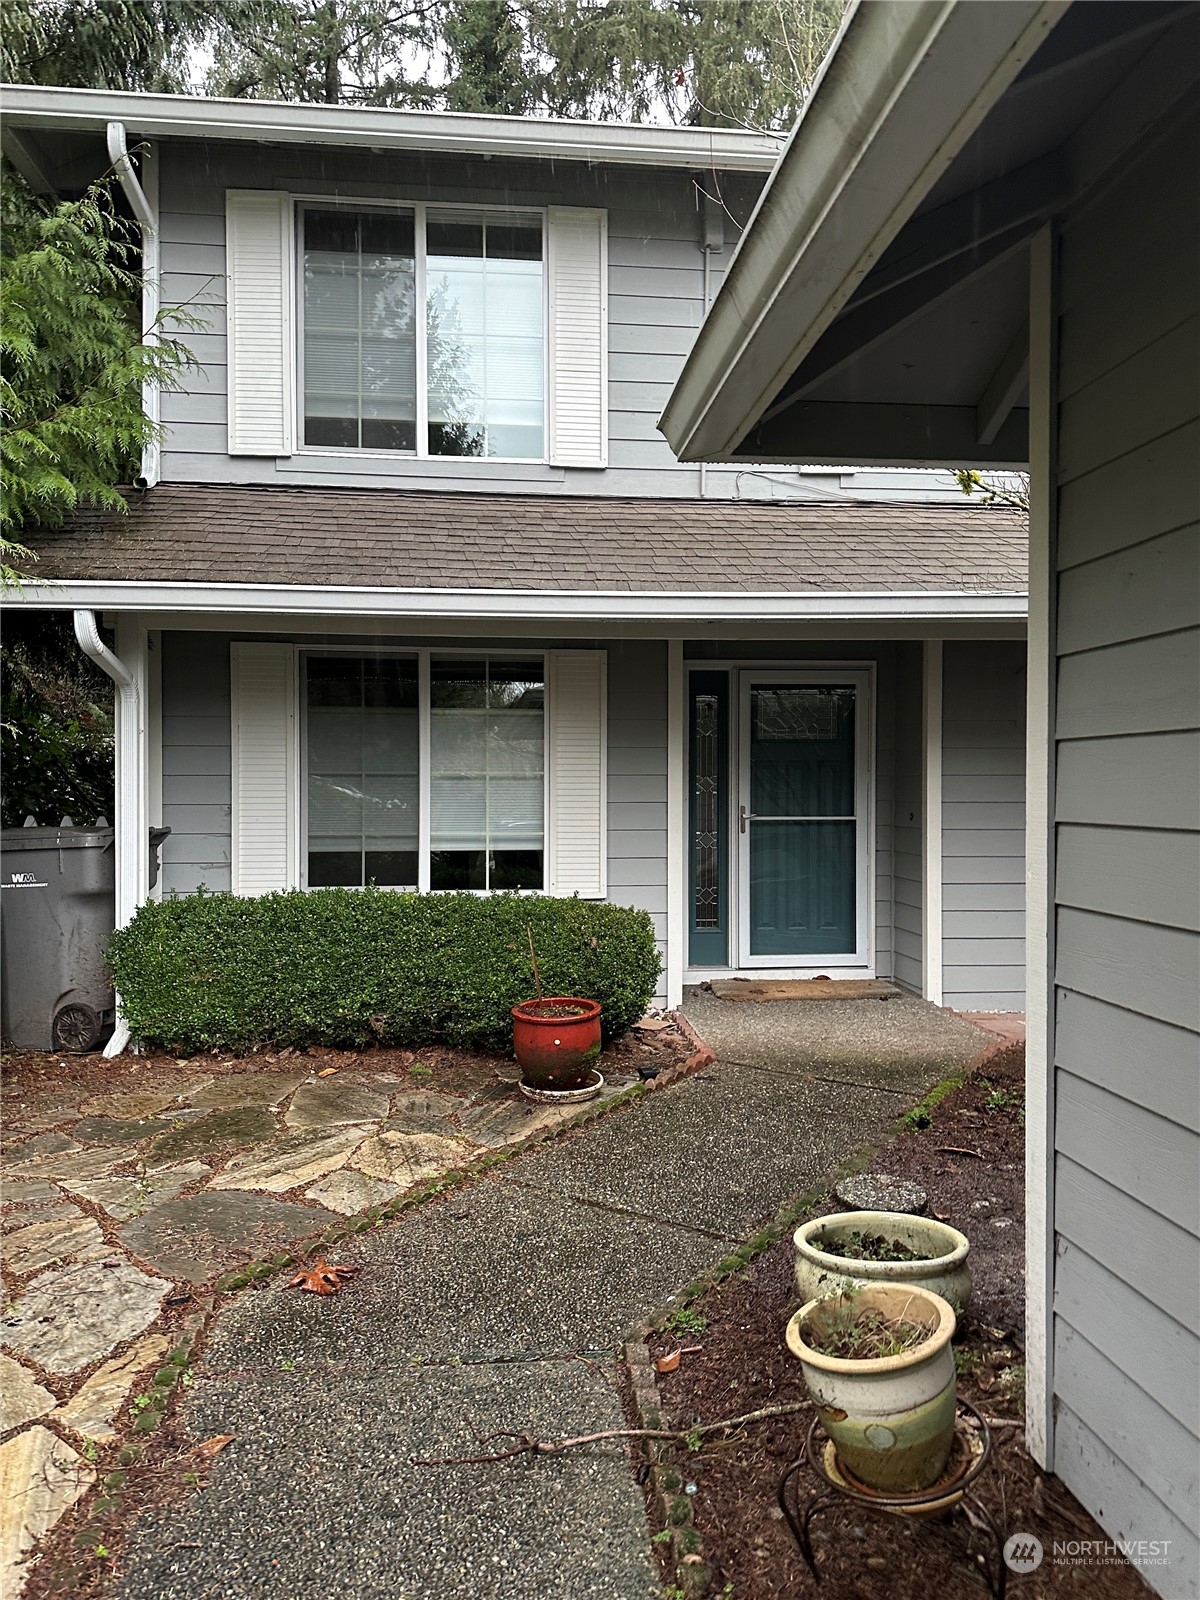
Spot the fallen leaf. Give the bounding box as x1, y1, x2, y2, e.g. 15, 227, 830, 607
681, 1554, 703, 1565
191, 1435, 236, 1460
287, 1258, 359, 1295
655, 1349, 682, 1373
317, 1067, 339, 1078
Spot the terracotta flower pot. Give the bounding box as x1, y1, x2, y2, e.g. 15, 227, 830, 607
511, 997, 601, 1091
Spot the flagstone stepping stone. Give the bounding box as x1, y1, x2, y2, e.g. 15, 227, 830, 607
4, 1133, 80, 1166
145, 1106, 277, 1168
118, 1192, 337, 1284
186, 1072, 310, 1110
455, 1085, 577, 1150
1, 1214, 106, 1275
348, 1130, 471, 1188
834, 1173, 928, 1214
284, 1080, 388, 1129
8, 1144, 141, 1183
304, 1169, 402, 1216
0, 1426, 94, 1596
62, 1162, 210, 1222
386, 1090, 461, 1135
2, 1198, 79, 1231
70, 1115, 171, 1145
0, 1258, 171, 1375
78, 1078, 212, 1118
1, 1180, 60, 1205
208, 1125, 373, 1194
0, 1354, 56, 1433
53, 1333, 171, 1442
2, 1108, 79, 1140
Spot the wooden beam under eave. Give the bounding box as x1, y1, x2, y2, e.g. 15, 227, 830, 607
977, 321, 1031, 445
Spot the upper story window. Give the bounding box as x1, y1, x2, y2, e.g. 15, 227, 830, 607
301, 205, 545, 460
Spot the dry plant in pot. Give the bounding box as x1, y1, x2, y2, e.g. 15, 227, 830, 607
510, 922, 602, 1094
785, 1282, 958, 1495
794, 1210, 973, 1312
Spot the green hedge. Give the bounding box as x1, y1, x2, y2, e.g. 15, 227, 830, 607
107, 888, 662, 1054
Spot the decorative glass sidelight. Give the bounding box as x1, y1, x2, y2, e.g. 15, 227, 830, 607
688, 672, 730, 965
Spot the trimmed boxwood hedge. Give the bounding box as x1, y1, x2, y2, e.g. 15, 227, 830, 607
107, 888, 662, 1054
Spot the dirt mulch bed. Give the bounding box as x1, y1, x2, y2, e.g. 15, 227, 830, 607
642, 1038, 1149, 1599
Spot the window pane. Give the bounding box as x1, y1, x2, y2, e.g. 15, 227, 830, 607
429, 656, 544, 890
427, 209, 544, 460
304, 209, 416, 452
305, 655, 419, 890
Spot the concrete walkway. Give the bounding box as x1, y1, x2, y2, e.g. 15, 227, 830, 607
117, 998, 987, 1600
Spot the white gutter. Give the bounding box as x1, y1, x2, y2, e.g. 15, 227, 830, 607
31, 580, 1027, 622
106, 122, 160, 487
0, 84, 783, 172
660, 0, 1069, 461
73, 611, 144, 1059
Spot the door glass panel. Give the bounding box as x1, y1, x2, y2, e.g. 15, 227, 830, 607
747, 684, 857, 957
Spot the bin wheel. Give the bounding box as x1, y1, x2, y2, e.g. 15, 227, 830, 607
52, 1004, 101, 1053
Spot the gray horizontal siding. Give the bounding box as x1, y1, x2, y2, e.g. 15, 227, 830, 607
890, 643, 924, 993
160, 631, 232, 894
940, 640, 1025, 1010
156, 140, 764, 496
606, 642, 668, 998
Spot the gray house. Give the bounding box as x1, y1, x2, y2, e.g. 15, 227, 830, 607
662, 1, 1199, 1592
7, 85, 1027, 1027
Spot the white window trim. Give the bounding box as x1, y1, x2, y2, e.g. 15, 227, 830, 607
298, 644, 550, 895
294, 196, 551, 465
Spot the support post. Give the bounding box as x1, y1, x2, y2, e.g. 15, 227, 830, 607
666, 639, 686, 1010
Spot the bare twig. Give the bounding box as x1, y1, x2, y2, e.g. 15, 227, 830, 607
410, 1401, 811, 1468
936, 1146, 983, 1158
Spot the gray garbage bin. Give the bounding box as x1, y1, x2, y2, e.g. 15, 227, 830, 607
0, 821, 171, 1052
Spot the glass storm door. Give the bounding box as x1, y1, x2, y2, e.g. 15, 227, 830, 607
737, 673, 868, 964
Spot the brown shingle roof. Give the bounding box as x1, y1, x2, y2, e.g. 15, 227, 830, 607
25, 485, 1027, 593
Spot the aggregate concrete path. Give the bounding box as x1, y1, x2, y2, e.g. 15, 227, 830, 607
116, 1000, 987, 1600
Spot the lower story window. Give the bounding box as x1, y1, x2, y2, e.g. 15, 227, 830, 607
304, 652, 545, 891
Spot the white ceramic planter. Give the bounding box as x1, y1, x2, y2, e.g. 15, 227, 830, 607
785, 1282, 958, 1493
794, 1210, 972, 1312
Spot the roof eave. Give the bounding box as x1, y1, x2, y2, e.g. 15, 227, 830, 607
0, 84, 784, 172
659, 0, 1069, 462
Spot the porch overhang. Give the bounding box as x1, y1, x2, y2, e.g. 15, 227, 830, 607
660, 0, 1196, 468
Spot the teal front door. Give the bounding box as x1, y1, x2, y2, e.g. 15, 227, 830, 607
738, 673, 866, 963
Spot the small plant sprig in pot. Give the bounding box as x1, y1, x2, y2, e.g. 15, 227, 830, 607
794, 1209, 973, 1312
510, 922, 602, 1093
785, 1282, 958, 1495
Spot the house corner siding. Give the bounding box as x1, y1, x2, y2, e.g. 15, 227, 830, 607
941, 639, 1027, 1011
1050, 102, 1200, 1591
606, 642, 669, 1000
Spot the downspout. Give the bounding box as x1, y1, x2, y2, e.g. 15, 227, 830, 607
106, 121, 160, 488
74, 610, 139, 1059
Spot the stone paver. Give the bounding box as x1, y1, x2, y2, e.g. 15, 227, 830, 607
1, 1214, 106, 1275
119, 1191, 338, 1283
348, 1129, 471, 1185
0, 1426, 94, 1597
53, 1335, 172, 1442
4, 1133, 80, 1164
78, 1080, 211, 1118
835, 1172, 928, 1213
1, 1180, 61, 1205
145, 1106, 277, 1167
284, 1080, 389, 1129
303, 1169, 402, 1215
208, 1125, 373, 1194
186, 1072, 310, 1110
1, 1197, 80, 1232
0, 1258, 171, 1375
0, 1354, 56, 1433
454, 1083, 577, 1148
385, 1089, 462, 1134
62, 1162, 211, 1221
8, 1144, 140, 1183
71, 1115, 173, 1145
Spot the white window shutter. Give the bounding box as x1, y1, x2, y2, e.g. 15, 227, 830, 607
547, 650, 607, 898
546, 207, 608, 468
230, 643, 297, 895
225, 190, 294, 456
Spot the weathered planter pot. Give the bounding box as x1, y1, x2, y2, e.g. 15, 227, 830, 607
786, 1283, 958, 1494
794, 1210, 973, 1312
511, 997, 601, 1091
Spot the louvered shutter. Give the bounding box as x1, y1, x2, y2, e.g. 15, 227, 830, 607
231, 643, 297, 895
226, 191, 294, 456
547, 650, 607, 897
546, 207, 608, 469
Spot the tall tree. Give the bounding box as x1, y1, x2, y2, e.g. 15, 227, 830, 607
0, 0, 241, 92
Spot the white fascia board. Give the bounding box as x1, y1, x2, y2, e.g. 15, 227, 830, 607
660, 0, 1070, 461
0, 84, 783, 172
14, 579, 1027, 623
